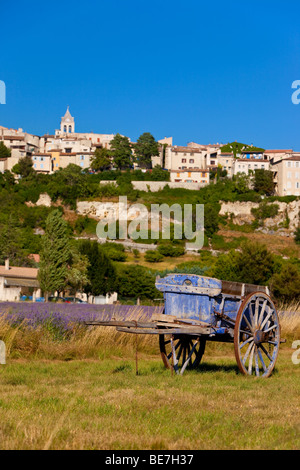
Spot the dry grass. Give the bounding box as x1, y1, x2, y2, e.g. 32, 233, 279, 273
0, 308, 300, 450
0, 302, 299, 361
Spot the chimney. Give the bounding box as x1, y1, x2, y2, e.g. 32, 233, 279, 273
5, 259, 9, 270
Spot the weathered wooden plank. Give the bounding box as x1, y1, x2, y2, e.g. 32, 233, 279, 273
84, 320, 155, 328
116, 326, 212, 335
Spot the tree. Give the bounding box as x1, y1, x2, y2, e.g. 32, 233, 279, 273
204, 203, 220, 238
12, 156, 34, 178
0, 215, 28, 266
66, 243, 90, 294
90, 147, 111, 172
38, 209, 71, 299
213, 241, 275, 285
295, 226, 300, 245
269, 263, 300, 302
233, 173, 251, 194
253, 169, 275, 195
117, 265, 157, 300
110, 133, 133, 169
135, 132, 159, 169
79, 240, 117, 297
0, 141, 11, 158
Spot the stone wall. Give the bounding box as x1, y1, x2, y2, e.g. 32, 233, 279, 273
99, 180, 207, 191
220, 200, 300, 231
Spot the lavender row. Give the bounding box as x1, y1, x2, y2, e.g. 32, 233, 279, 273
0, 302, 164, 333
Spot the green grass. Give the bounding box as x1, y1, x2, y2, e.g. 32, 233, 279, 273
0, 343, 299, 450
0, 313, 299, 450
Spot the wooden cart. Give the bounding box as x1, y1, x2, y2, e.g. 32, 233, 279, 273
86, 274, 283, 377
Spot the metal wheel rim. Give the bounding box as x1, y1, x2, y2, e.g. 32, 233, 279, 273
234, 292, 280, 378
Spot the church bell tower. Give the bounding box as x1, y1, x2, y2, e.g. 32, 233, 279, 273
60, 106, 75, 134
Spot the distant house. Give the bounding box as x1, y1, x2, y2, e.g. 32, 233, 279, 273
170, 169, 209, 185
271, 154, 300, 196
0, 260, 40, 302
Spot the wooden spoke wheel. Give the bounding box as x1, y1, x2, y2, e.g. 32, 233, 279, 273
234, 292, 281, 378
159, 333, 206, 374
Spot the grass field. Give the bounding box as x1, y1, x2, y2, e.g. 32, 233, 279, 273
0, 314, 299, 450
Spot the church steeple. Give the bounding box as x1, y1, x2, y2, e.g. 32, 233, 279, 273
60, 106, 75, 134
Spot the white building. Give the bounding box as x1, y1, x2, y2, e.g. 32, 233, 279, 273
233, 158, 270, 176
0, 260, 40, 302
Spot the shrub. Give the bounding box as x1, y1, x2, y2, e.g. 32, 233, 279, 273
144, 250, 164, 263
269, 263, 300, 302
158, 243, 185, 257
213, 241, 275, 285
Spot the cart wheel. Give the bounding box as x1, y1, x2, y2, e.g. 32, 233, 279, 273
234, 292, 280, 378
159, 334, 206, 373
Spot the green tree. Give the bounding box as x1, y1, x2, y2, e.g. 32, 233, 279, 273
269, 263, 300, 302
110, 133, 133, 170
38, 209, 71, 299
0, 215, 28, 266
135, 132, 159, 169
66, 243, 90, 294
294, 225, 300, 245
0, 141, 11, 158
90, 147, 111, 172
233, 173, 251, 194
79, 240, 117, 297
253, 169, 275, 195
117, 265, 157, 300
204, 203, 220, 238
213, 241, 275, 285
12, 156, 34, 178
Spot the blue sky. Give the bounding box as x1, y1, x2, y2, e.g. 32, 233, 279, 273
1, 0, 300, 149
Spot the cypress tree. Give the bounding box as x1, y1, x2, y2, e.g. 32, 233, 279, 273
38, 209, 71, 299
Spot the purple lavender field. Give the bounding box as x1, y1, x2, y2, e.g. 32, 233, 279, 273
0, 302, 164, 334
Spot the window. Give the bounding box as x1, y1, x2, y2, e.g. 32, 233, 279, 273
189, 159, 194, 163
287, 181, 292, 188
286, 161, 292, 168
296, 162, 300, 168
40, 163, 43, 169
182, 159, 186, 163
188, 172, 191, 177
287, 172, 292, 179
296, 182, 300, 189
177, 172, 180, 177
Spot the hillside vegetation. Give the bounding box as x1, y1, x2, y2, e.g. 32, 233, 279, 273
0, 165, 300, 303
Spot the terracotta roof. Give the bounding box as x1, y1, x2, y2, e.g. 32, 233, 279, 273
264, 149, 293, 153
32, 153, 51, 156
271, 155, 300, 164
172, 146, 204, 153
0, 265, 38, 279
236, 158, 269, 163
4, 136, 24, 141
171, 169, 209, 173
